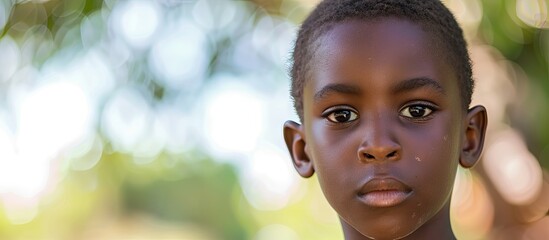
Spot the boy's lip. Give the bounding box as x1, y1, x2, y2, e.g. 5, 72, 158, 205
357, 177, 412, 207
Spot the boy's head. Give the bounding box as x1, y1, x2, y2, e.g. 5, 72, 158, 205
290, 0, 473, 121
284, 0, 488, 239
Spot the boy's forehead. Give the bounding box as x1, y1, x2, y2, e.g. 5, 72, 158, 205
304, 18, 460, 107
325, 18, 425, 42
314, 18, 437, 65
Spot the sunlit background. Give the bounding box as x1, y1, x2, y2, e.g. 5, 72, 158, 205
0, 0, 547, 239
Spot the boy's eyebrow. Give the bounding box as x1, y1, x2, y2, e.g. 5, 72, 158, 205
392, 77, 446, 95
314, 83, 362, 102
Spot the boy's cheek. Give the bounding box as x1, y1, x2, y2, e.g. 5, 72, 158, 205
309, 128, 360, 165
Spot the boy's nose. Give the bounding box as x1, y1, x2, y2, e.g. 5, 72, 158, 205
357, 118, 401, 163
358, 143, 401, 162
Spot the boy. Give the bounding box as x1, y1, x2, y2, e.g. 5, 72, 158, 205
283, 0, 488, 239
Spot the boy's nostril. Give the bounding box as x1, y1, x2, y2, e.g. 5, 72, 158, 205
360, 149, 400, 162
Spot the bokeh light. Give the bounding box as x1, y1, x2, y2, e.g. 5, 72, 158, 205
240, 144, 299, 211
111, 0, 161, 48
101, 87, 153, 155
451, 168, 494, 240
200, 78, 266, 159
148, 20, 208, 90
484, 129, 543, 205
516, 0, 549, 28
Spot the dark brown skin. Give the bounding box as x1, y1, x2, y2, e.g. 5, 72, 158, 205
284, 18, 487, 240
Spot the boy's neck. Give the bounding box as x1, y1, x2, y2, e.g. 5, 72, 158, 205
340, 202, 456, 240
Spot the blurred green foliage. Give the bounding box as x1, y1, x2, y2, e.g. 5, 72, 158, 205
478, 0, 549, 168
121, 154, 253, 239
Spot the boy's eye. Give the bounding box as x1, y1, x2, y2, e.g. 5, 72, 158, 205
400, 105, 433, 118
326, 109, 358, 123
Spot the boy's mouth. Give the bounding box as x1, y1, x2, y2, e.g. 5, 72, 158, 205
357, 177, 412, 208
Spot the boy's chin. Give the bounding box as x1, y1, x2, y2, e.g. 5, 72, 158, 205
361, 230, 414, 240
341, 217, 421, 240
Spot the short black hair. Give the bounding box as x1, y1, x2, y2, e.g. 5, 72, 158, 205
290, 0, 473, 121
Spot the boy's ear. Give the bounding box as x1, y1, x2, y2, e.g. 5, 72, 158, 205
459, 105, 488, 168
283, 120, 314, 178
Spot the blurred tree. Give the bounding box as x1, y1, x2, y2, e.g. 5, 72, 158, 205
121, 154, 255, 240
479, 0, 549, 168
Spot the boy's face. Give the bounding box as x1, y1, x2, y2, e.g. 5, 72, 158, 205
284, 18, 487, 239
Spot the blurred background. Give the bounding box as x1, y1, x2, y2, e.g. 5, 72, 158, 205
0, 0, 547, 239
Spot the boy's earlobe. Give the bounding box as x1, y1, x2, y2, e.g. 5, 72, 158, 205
283, 120, 315, 178
459, 105, 488, 168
